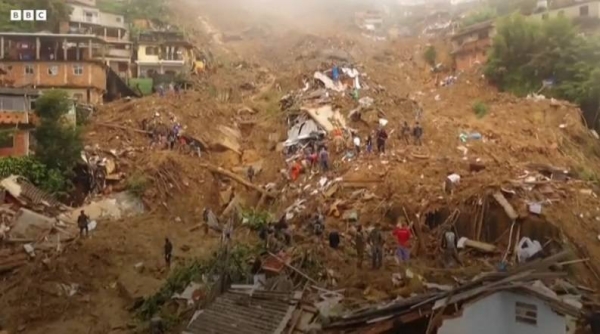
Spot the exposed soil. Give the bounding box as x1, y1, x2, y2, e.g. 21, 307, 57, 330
3, 0, 600, 333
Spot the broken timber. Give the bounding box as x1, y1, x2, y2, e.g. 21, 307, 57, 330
492, 192, 518, 220
199, 163, 276, 197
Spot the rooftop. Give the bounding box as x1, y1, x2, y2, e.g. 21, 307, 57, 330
0, 32, 106, 43
451, 20, 495, 39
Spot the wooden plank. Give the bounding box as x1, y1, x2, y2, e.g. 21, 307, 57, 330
492, 192, 518, 220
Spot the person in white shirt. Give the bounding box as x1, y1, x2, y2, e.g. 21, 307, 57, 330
353, 135, 361, 155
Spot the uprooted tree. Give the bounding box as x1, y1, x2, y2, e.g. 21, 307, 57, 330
485, 14, 600, 130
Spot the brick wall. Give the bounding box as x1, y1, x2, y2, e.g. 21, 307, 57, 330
1, 62, 106, 91
0, 130, 29, 157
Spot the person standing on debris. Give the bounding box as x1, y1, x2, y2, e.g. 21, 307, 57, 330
164, 238, 173, 269
167, 131, 176, 150
353, 134, 361, 155
77, 210, 89, 238
366, 133, 373, 154
290, 159, 302, 181
413, 122, 423, 146
368, 223, 384, 269
275, 215, 291, 246
313, 213, 325, 236
247, 165, 255, 183
332, 64, 340, 83
393, 223, 411, 263
401, 121, 411, 144
319, 147, 330, 172
441, 228, 461, 267
377, 127, 388, 154
329, 230, 340, 249
355, 225, 366, 268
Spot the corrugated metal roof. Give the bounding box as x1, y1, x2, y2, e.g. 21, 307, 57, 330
187, 288, 301, 334
1, 175, 61, 207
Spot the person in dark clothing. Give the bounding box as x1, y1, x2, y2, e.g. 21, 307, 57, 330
413, 122, 423, 146
247, 165, 255, 182
588, 311, 600, 334
164, 238, 173, 268
275, 215, 291, 246
329, 231, 340, 249
355, 226, 366, 268
377, 128, 388, 153
401, 121, 411, 144
77, 210, 89, 238
366, 134, 373, 153
167, 132, 176, 150
368, 224, 384, 269
313, 213, 324, 236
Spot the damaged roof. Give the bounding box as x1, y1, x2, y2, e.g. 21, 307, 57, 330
0, 175, 62, 208
186, 287, 302, 334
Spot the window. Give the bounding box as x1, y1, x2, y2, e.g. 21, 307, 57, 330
0, 133, 14, 149
580, 5, 589, 16
542, 13, 549, 20
515, 301, 537, 325
145, 47, 157, 55
47, 65, 58, 76
30, 100, 36, 111
73, 64, 83, 76
24, 64, 34, 75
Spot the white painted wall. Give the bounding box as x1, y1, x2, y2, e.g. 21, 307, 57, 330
438, 292, 568, 334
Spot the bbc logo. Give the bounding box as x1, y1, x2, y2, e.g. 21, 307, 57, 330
10, 10, 47, 21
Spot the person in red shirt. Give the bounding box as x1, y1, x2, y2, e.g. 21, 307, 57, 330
393, 223, 411, 262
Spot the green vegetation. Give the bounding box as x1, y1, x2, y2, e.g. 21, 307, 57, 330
241, 209, 272, 230
487, 0, 537, 16
34, 90, 83, 172
97, 0, 169, 22
462, 8, 497, 27
0, 156, 68, 194
137, 244, 254, 321
423, 46, 437, 67
126, 172, 149, 197
473, 101, 489, 118
485, 15, 600, 129
0, 0, 71, 32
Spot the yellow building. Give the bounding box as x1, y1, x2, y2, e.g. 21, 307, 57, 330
134, 31, 194, 78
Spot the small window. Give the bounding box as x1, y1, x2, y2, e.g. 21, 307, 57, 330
30, 100, 36, 111
542, 13, 549, 20
48, 65, 58, 76
580, 5, 589, 16
24, 64, 34, 75
0, 133, 14, 148
515, 301, 537, 326
73, 64, 83, 76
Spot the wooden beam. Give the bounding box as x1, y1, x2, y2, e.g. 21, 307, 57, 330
492, 192, 518, 220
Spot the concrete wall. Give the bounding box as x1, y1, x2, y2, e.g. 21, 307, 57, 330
455, 47, 488, 71
0, 130, 29, 157
438, 292, 568, 334
2, 62, 106, 91
69, 4, 127, 29
530, 1, 600, 20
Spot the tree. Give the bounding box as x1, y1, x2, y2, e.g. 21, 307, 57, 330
424, 46, 437, 67
485, 14, 600, 131
0, 0, 71, 32
97, 0, 169, 22
33, 90, 83, 173
462, 7, 497, 27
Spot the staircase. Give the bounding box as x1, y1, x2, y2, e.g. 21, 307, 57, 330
105, 66, 141, 101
